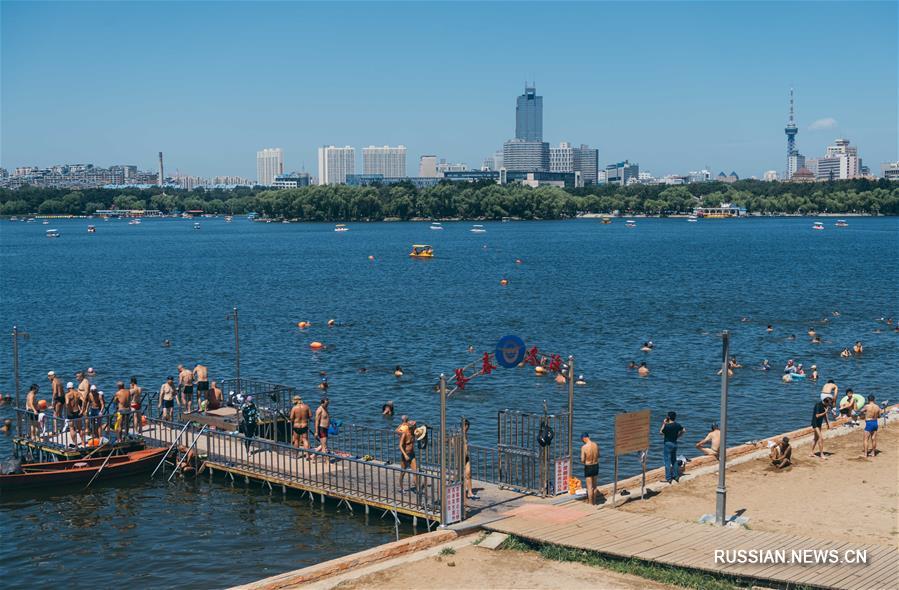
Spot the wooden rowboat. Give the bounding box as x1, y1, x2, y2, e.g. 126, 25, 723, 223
0, 447, 166, 491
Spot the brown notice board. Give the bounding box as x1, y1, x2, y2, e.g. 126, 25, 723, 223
615, 409, 651, 455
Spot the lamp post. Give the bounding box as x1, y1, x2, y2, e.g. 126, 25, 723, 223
716, 330, 729, 526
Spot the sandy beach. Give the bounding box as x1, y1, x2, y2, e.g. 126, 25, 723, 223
619, 422, 898, 547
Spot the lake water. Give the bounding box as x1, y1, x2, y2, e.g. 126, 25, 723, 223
1, 216, 897, 588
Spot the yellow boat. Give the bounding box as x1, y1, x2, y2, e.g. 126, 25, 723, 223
601, 217, 612, 224
409, 244, 434, 258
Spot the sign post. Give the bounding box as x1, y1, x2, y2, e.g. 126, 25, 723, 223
716, 331, 730, 526
439, 373, 447, 526
612, 409, 651, 507
567, 355, 574, 481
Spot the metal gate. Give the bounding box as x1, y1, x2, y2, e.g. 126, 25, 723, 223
496, 409, 571, 496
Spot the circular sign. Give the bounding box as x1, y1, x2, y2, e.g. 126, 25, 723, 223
495, 335, 526, 368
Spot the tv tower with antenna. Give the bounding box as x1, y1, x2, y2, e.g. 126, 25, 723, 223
784, 88, 799, 178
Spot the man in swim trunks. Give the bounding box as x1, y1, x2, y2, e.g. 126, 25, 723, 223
129, 377, 143, 433
695, 423, 721, 458
207, 381, 222, 411
770, 437, 792, 469
178, 364, 194, 413
48, 371, 64, 425
76, 371, 90, 406
82, 384, 105, 439
397, 415, 417, 491
193, 363, 209, 406
810, 397, 830, 460
25, 383, 40, 438
580, 433, 599, 505
289, 395, 312, 449
158, 376, 177, 421
462, 418, 478, 500
314, 398, 330, 454
113, 381, 132, 440
821, 379, 838, 403
638, 362, 650, 376
861, 395, 882, 458
64, 382, 83, 447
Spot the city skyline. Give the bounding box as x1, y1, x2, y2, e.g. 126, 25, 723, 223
2, 2, 895, 179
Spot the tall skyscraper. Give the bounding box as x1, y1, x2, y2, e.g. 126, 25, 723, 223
362, 145, 407, 177
515, 84, 543, 141
256, 148, 284, 186
785, 89, 801, 179
503, 139, 550, 172
317, 146, 356, 185
419, 155, 438, 177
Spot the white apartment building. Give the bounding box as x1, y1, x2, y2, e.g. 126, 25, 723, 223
256, 148, 284, 186
419, 155, 438, 177
362, 145, 406, 177
549, 142, 574, 172
435, 160, 468, 174
317, 146, 356, 185
763, 170, 778, 182
815, 138, 860, 180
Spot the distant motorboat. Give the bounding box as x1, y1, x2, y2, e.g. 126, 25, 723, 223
601, 217, 612, 224
470, 224, 487, 233
835, 220, 848, 227
128, 218, 141, 225
813, 221, 824, 231
46, 229, 60, 238
625, 220, 637, 228
687, 215, 698, 223
87, 225, 96, 233
334, 224, 349, 232
430, 222, 443, 230
224, 216, 233, 223
193, 222, 201, 230
42, 220, 49, 225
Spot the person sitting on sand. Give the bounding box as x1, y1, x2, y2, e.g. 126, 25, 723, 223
853, 341, 863, 355
695, 424, 720, 458
771, 437, 792, 469
840, 348, 851, 358
638, 362, 650, 377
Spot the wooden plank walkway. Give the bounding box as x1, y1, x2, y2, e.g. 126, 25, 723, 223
483, 504, 898, 590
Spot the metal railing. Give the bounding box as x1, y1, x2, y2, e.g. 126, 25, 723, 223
140, 417, 442, 520
496, 409, 571, 496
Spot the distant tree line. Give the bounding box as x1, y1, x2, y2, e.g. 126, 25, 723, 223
2, 178, 897, 220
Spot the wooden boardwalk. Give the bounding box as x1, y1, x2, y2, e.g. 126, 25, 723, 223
483, 503, 898, 590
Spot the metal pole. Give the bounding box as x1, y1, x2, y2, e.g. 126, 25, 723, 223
716, 330, 729, 526
567, 355, 574, 478
439, 374, 447, 525
12, 326, 20, 438
233, 307, 241, 387
460, 416, 466, 518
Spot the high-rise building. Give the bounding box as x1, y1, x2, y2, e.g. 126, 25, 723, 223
606, 161, 639, 186
419, 155, 438, 177
273, 172, 311, 188
317, 146, 356, 185
814, 138, 861, 181
363, 145, 407, 177
763, 170, 778, 182
503, 139, 550, 172
573, 144, 599, 185
881, 162, 899, 181
550, 142, 574, 173
515, 84, 543, 141
256, 148, 284, 186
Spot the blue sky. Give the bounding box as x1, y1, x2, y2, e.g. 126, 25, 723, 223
2, 1, 896, 179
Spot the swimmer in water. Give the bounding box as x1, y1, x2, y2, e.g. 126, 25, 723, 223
787, 334, 796, 341
394, 365, 404, 378
812, 334, 822, 344
381, 400, 394, 417
832, 310, 840, 317
741, 317, 750, 323
810, 365, 818, 380
760, 359, 771, 371
467, 345, 475, 353
162, 339, 172, 348
627, 361, 637, 370
766, 325, 773, 333
808, 327, 816, 337
853, 341, 863, 355
729, 356, 742, 369
796, 363, 805, 376
640, 342, 652, 352
638, 362, 650, 376
840, 348, 851, 358
575, 375, 587, 386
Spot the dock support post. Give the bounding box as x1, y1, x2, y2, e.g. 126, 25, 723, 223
716, 331, 730, 526
567, 355, 575, 480
365, 504, 370, 515
439, 374, 447, 526
320, 493, 325, 504
282, 485, 286, 495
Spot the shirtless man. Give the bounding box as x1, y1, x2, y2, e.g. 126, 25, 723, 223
178, 364, 195, 413
695, 423, 721, 458
81, 384, 105, 439
158, 376, 177, 421
48, 371, 64, 425
821, 379, 838, 403
64, 382, 83, 447
289, 395, 312, 449
770, 437, 792, 469
129, 377, 143, 432
76, 371, 90, 407
25, 384, 39, 438
113, 381, 132, 439
637, 362, 650, 376
193, 363, 209, 406
861, 395, 882, 457
314, 398, 330, 453
397, 415, 418, 491
207, 381, 222, 410
580, 433, 599, 505
810, 397, 830, 460
853, 341, 863, 355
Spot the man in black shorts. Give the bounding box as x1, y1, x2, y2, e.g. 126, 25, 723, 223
580, 432, 600, 505
178, 364, 194, 413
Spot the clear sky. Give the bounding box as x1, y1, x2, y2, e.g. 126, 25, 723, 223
2, 1, 896, 179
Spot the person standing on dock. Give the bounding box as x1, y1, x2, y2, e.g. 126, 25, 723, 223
290, 395, 312, 450
178, 365, 194, 414
158, 376, 177, 421
660, 412, 685, 483
397, 415, 418, 491
193, 363, 209, 407
48, 371, 64, 425
82, 384, 104, 440
810, 397, 831, 460
76, 371, 90, 406
64, 382, 84, 447
580, 433, 599, 505
314, 398, 330, 454
861, 395, 882, 458
129, 377, 143, 433
241, 396, 259, 453
25, 384, 39, 438
113, 381, 132, 440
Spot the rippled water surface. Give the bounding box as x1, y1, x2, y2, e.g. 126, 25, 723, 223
1, 216, 897, 587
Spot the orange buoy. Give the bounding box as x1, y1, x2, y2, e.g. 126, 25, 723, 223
327, 319, 336, 327
310, 341, 323, 349
535, 366, 547, 375
297, 321, 310, 329
500, 279, 508, 286
38, 399, 48, 410
141, 415, 148, 426
368, 255, 375, 261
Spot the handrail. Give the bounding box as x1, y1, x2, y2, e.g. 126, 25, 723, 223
168, 425, 208, 482
151, 420, 192, 478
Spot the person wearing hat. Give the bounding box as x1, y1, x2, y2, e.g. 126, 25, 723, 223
580, 433, 599, 505
82, 383, 105, 440
695, 424, 720, 459
809, 365, 819, 381
48, 371, 64, 423
289, 395, 312, 450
